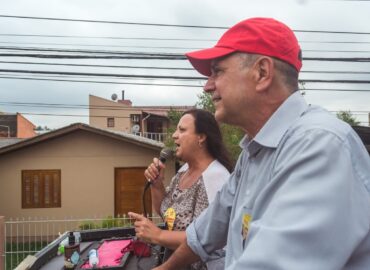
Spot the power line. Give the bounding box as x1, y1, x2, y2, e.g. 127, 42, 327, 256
0, 14, 227, 29
0, 101, 188, 110
2, 61, 370, 75
0, 41, 202, 51
1, 73, 370, 88
303, 88, 370, 92
302, 70, 370, 74
303, 79, 370, 84
1, 72, 199, 82
0, 75, 203, 87
2, 45, 370, 61
2, 69, 370, 84
304, 49, 370, 53
2, 44, 370, 54
1, 33, 370, 45
0, 60, 194, 70
0, 68, 204, 80
0, 53, 186, 59
1, 52, 370, 62
0, 33, 216, 41
300, 40, 370, 44
1, 14, 370, 35
0, 45, 186, 56
304, 57, 370, 62
1, 101, 369, 114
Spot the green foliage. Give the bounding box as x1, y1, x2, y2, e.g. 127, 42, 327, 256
298, 81, 306, 96
34, 125, 51, 131
196, 92, 244, 163
6, 241, 47, 270
336, 110, 360, 126
196, 92, 215, 112
78, 215, 133, 230
220, 124, 244, 162
164, 108, 183, 149
78, 221, 100, 230
101, 215, 124, 228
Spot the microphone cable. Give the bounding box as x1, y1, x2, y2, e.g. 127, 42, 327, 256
142, 148, 173, 217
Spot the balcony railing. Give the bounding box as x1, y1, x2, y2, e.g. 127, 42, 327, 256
133, 132, 167, 142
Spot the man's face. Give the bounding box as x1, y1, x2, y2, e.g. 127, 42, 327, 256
203, 53, 255, 127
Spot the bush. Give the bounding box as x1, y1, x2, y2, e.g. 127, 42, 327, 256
78, 221, 99, 230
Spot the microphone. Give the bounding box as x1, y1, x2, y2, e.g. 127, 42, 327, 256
145, 148, 173, 189
158, 147, 173, 165
142, 148, 173, 216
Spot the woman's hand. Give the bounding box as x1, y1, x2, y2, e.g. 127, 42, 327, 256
128, 212, 162, 245
144, 157, 166, 186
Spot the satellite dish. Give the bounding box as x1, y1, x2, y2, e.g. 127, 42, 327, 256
131, 124, 140, 133
111, 93, 118, 101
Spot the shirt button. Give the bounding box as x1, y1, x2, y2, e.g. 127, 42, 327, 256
246, 189, 251, 196
236, 170, 241, 178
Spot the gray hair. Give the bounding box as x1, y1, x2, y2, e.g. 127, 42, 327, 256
236, 52, 299, 92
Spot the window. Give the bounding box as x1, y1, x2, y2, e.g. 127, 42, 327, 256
22, 170, 61, 208
130, 114, 141, 123
107, 117, 115, 127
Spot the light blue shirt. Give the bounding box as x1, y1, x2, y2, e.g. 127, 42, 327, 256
187, 91, 370, 270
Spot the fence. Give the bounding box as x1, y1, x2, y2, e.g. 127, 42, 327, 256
133, 131, 167, 142
0, 214, 162, 270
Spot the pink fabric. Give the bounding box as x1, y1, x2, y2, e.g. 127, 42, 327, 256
81, 239, 132, 269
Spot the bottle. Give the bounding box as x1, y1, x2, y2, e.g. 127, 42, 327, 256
88, 249, 99, 267
64, 231, 80, 269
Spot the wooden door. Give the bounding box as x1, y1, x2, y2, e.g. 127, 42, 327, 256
114, 167, 152, 217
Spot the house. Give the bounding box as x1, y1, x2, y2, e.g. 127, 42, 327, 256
89, 92, 194, 142
0, 112, 36, 138
352, 125, 370, 155
0, 123, 176, 220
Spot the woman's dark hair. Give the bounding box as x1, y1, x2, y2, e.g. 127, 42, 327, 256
182, 108, 234, 173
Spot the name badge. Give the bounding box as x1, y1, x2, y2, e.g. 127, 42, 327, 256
164, 207, 176, 231
242, 213, 252, 240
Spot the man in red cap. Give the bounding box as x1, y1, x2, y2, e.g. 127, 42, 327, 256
154, 17, 370, 270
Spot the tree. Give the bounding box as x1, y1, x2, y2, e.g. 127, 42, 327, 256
34, 125, 51, 131
164, 108, 183, 149
195, 92, 215, 112
196, 92, 244, 163
298, 81, 306, 96
336, 110, 360, 126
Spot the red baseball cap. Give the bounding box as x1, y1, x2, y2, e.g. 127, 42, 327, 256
186, 17, 302, 76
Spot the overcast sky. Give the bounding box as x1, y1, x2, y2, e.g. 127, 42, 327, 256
0, 0, 369, 129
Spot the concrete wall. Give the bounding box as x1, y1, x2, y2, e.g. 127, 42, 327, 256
16, 114, 36, 138
89, 95, 142, 133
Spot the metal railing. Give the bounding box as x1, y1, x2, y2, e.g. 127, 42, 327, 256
0, 215, 162, 270
133, 132, 168, 142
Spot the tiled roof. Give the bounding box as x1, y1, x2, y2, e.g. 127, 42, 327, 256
0, 138, 25, 148
0, 123, 164, 155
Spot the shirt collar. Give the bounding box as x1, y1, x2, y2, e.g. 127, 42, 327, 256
241, 91, 308, 153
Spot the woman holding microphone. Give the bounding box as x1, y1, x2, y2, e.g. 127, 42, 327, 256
129, 108, 233, 270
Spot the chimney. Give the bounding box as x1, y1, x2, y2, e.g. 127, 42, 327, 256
118, 90, 132, 106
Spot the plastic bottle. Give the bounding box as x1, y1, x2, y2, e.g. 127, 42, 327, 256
64, 231, 80, 269
57, 238, 69, 255
89, 249, 99, 267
